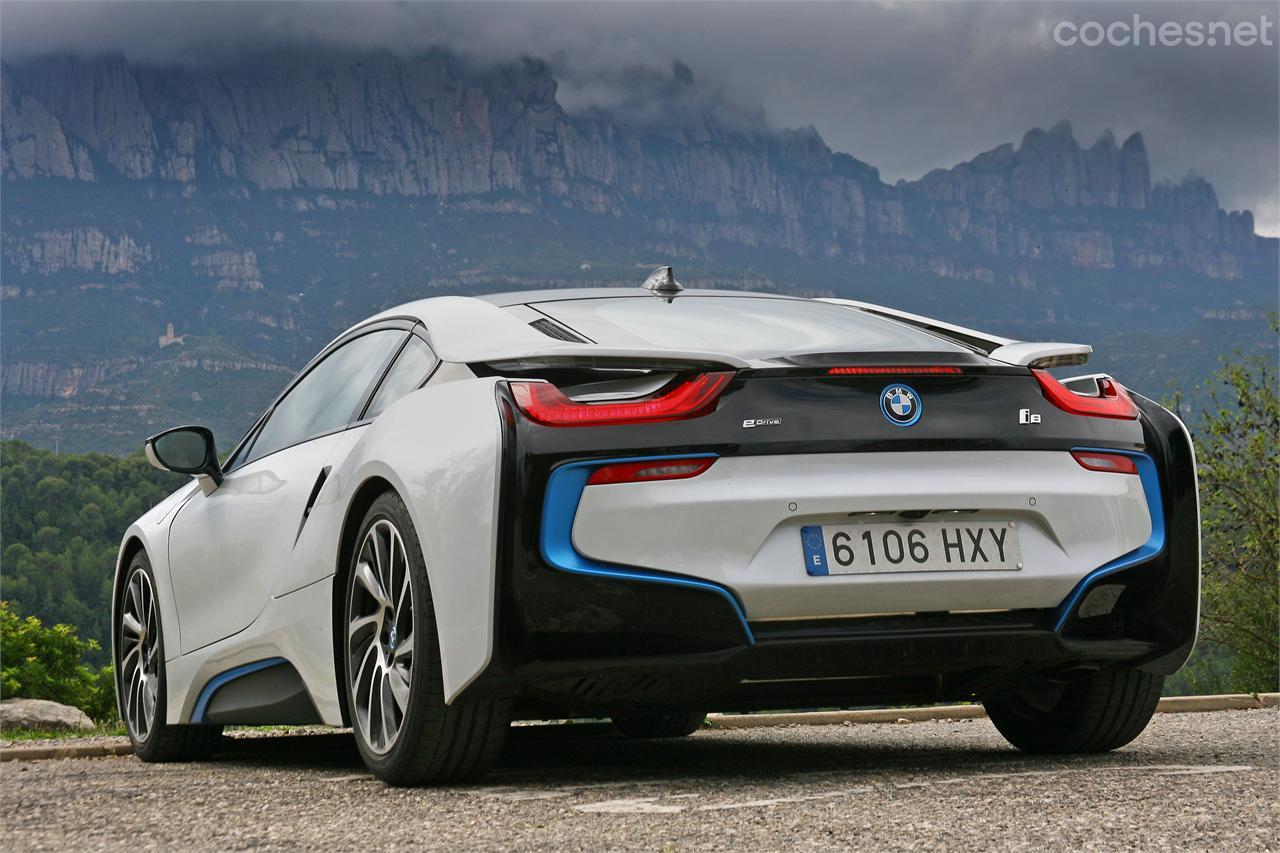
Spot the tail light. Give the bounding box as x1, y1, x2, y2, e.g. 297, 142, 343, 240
1071, 450, 1139, 475
827, 366, 963, 375
586, 457, 716, 486
1033, 370, 1138, 420
509, 372, 733, 427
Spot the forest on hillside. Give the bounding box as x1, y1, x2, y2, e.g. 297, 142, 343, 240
0, 440, 182, 664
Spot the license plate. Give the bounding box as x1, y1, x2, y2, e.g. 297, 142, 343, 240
801, 521, 1023, 576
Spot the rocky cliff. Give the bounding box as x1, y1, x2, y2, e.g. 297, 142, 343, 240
3, 53, 1270, 279
905, 122, 1260, 277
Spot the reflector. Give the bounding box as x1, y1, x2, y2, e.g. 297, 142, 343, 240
1071, 450, 1139, 475
586, 458, 717, 486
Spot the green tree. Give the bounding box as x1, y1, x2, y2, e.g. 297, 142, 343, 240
1191, 351, 1279, 692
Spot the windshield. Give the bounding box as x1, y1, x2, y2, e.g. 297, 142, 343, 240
527, 296, 968, 358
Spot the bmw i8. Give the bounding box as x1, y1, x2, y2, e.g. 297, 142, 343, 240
117, 267, 1199, 785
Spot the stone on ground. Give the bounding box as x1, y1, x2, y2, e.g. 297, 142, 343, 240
0, 699, 95, 732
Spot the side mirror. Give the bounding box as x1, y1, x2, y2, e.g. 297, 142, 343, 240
145, 425, 223, 495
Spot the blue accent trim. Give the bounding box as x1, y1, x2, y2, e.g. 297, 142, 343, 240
880, 383, 922, 427
1052, 449, 1165, 632
541, 453, 755, 644
191, 657, 288, 723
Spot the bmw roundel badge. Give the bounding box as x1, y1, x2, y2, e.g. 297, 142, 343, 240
880, 384, 922, 427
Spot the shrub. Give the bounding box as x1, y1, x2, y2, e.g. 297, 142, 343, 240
0, 601, 117, 723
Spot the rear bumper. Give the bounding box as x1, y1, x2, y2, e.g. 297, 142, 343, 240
508, 609, 1162, 715
473, 387, 1198, 714
565, 449, 1154, 619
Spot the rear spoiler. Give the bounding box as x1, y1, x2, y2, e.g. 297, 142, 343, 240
985, 342, 1093, 369
819, 298, 1091, 369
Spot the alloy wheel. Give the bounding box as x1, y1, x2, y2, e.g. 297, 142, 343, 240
347, 518, 416, 755
119, 567, 161, 741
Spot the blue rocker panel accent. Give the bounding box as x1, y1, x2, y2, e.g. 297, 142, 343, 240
191, 657, 289, 724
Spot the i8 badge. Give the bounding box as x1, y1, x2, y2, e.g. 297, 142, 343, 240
880, 384, 922, 427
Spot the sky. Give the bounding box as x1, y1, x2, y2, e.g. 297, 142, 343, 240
3, 1, 1278, 235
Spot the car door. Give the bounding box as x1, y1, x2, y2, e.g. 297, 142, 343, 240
166, 327, 407, 654
271, 328, 443, 598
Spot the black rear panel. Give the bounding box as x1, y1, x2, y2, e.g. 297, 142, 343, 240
511, 365, 1146, 461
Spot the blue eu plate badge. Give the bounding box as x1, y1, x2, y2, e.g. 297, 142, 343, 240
801, 525, 829, 576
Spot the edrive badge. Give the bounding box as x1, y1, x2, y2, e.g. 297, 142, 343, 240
880, 384, 922, 427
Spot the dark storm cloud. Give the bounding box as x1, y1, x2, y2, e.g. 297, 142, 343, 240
3, 1, 1276, 233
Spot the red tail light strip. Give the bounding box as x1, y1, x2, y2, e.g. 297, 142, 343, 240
1071, 450, 1139, 475
509, 372, 733, 427
827, 366, 963, 375
1033, 370, 1139, 420
586, 458, 717, 486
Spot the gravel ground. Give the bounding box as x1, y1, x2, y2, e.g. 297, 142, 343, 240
2, 709, 1276, 851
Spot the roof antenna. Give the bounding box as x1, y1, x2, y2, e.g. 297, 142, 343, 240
643, 266, 684, 303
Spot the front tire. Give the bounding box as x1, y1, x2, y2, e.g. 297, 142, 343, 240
612, 710, 706, 739
116, 550, 222, 761
343, 491, 510, 786
983, 667, 1164, 754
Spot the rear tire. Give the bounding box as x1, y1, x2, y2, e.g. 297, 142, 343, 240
116, 550, 223, 762
612, 710, 706, 739
344, 491, 510, 786
983, 667, 1164, 754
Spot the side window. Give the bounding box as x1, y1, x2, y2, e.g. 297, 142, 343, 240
244, 330, 405, 464
364, 336, 439, 420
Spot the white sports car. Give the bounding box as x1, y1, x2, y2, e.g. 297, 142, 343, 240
117, 268, 1199, 785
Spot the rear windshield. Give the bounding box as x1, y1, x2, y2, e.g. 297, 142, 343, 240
528, 296, 967, 357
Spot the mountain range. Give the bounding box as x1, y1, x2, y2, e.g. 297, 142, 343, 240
1, 52, 1275, 453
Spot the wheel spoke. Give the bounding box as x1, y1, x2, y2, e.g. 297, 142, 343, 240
392, 632, 413, 661
372, 526, 390, 595
120, 641, 141, 674
353, 641, 378, 700
369, 666, 386, 749
396, 556, 410, 617
386, 665, 410, 712
352, 646, 377, 740
122, 612, 143, 639
348, 612, 380, 643
353, 700, 371, 744
124, 671, 136, 722
385, 532, 398, 617
130, 668, 145, 732
354, 561, 390, 610
380, 673, 398, 740
142, 674, 157, 728
139, 576, 150, 627
128, 579, 143, 625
